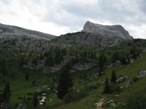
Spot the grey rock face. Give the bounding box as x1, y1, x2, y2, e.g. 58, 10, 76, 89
0, 23, 56, 40
82, 21, 133, 40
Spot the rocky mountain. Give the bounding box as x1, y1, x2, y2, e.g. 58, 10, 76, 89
0, 23, 56, 40
82, 21, 133, 40
0, 23, 59, 53
0, 22, 133, 47
54, 21, 133, 46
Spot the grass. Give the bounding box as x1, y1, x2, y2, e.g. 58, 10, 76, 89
1, 49, 146, 109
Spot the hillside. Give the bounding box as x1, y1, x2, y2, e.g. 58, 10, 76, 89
0, 38, 146, 109
53, 51, 146, 109
0, 23, 56, 40
0, 23, 146, 109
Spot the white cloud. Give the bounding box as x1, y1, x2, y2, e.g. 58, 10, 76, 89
125, 24, 146, 39
0, 0, 70, 35
0, 0, 146, 38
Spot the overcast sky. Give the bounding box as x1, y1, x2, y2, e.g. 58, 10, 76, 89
0, 0, 146, 39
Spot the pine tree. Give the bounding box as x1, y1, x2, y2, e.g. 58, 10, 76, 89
98, 53, 106, 76
112, 51, 120, 64
25, 72, 29, 80
0, 59, 8, 76
57, 64, 73, 99
2, 82, 11, 102
19, 57, 25, 70
110, 70, 117, 83
32, 92, 38, 108
103, 77, 110, 94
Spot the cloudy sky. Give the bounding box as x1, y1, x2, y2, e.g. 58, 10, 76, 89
0, 0, 146, 39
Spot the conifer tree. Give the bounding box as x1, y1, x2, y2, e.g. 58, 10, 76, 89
25, 72, 29, 80
0, 59, 8, 76
1, 82, 11, 102
57, 64, 73, 99
110, 70, 117, 83
98, 52, 106, 75
103, 77, 110, 93
112, 51, 120, 64
32, 92, 38, 108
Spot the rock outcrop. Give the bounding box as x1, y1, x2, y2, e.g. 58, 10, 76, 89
82, 21, 133, 40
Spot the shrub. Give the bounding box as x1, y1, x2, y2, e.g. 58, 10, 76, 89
132, 77, 139, 82
18, 96, 23, 100
27, 92, 33, 96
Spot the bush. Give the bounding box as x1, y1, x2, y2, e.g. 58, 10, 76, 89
27, 92, 33, 96
132, 77, 139, 82
27, 97, 32, 101
17, 96, 23, 100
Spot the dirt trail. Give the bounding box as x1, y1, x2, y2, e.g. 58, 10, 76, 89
94, 97, 105, 109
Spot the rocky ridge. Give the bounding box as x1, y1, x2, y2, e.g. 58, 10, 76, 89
0, 23, 56, 40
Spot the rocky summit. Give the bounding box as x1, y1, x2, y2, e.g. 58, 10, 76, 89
54, 21, 133, 47
82, 21, 133, 40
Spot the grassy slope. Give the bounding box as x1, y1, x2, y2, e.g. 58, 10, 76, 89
1, 49, 146, 109
53, 52, 146, 109
0, 67, 59, 108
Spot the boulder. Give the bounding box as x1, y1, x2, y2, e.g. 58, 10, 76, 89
138, 70, 146, 78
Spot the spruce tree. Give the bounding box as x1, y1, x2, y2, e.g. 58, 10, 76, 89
0, 59, 8, 76
32, 92, 38, 108
98, 52, 106, 76
2, 82, 11, 102
110, 70, 117, 83
103, 77, 110, 94
25, 72, 29, 80
57, 64, 73, 99
112, 51, 120, 64
0, 93, 2, 103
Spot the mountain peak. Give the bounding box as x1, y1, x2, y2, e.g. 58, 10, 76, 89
83, 21, 133, 40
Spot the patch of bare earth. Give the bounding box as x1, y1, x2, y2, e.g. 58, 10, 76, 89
94, 97, 105, 109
